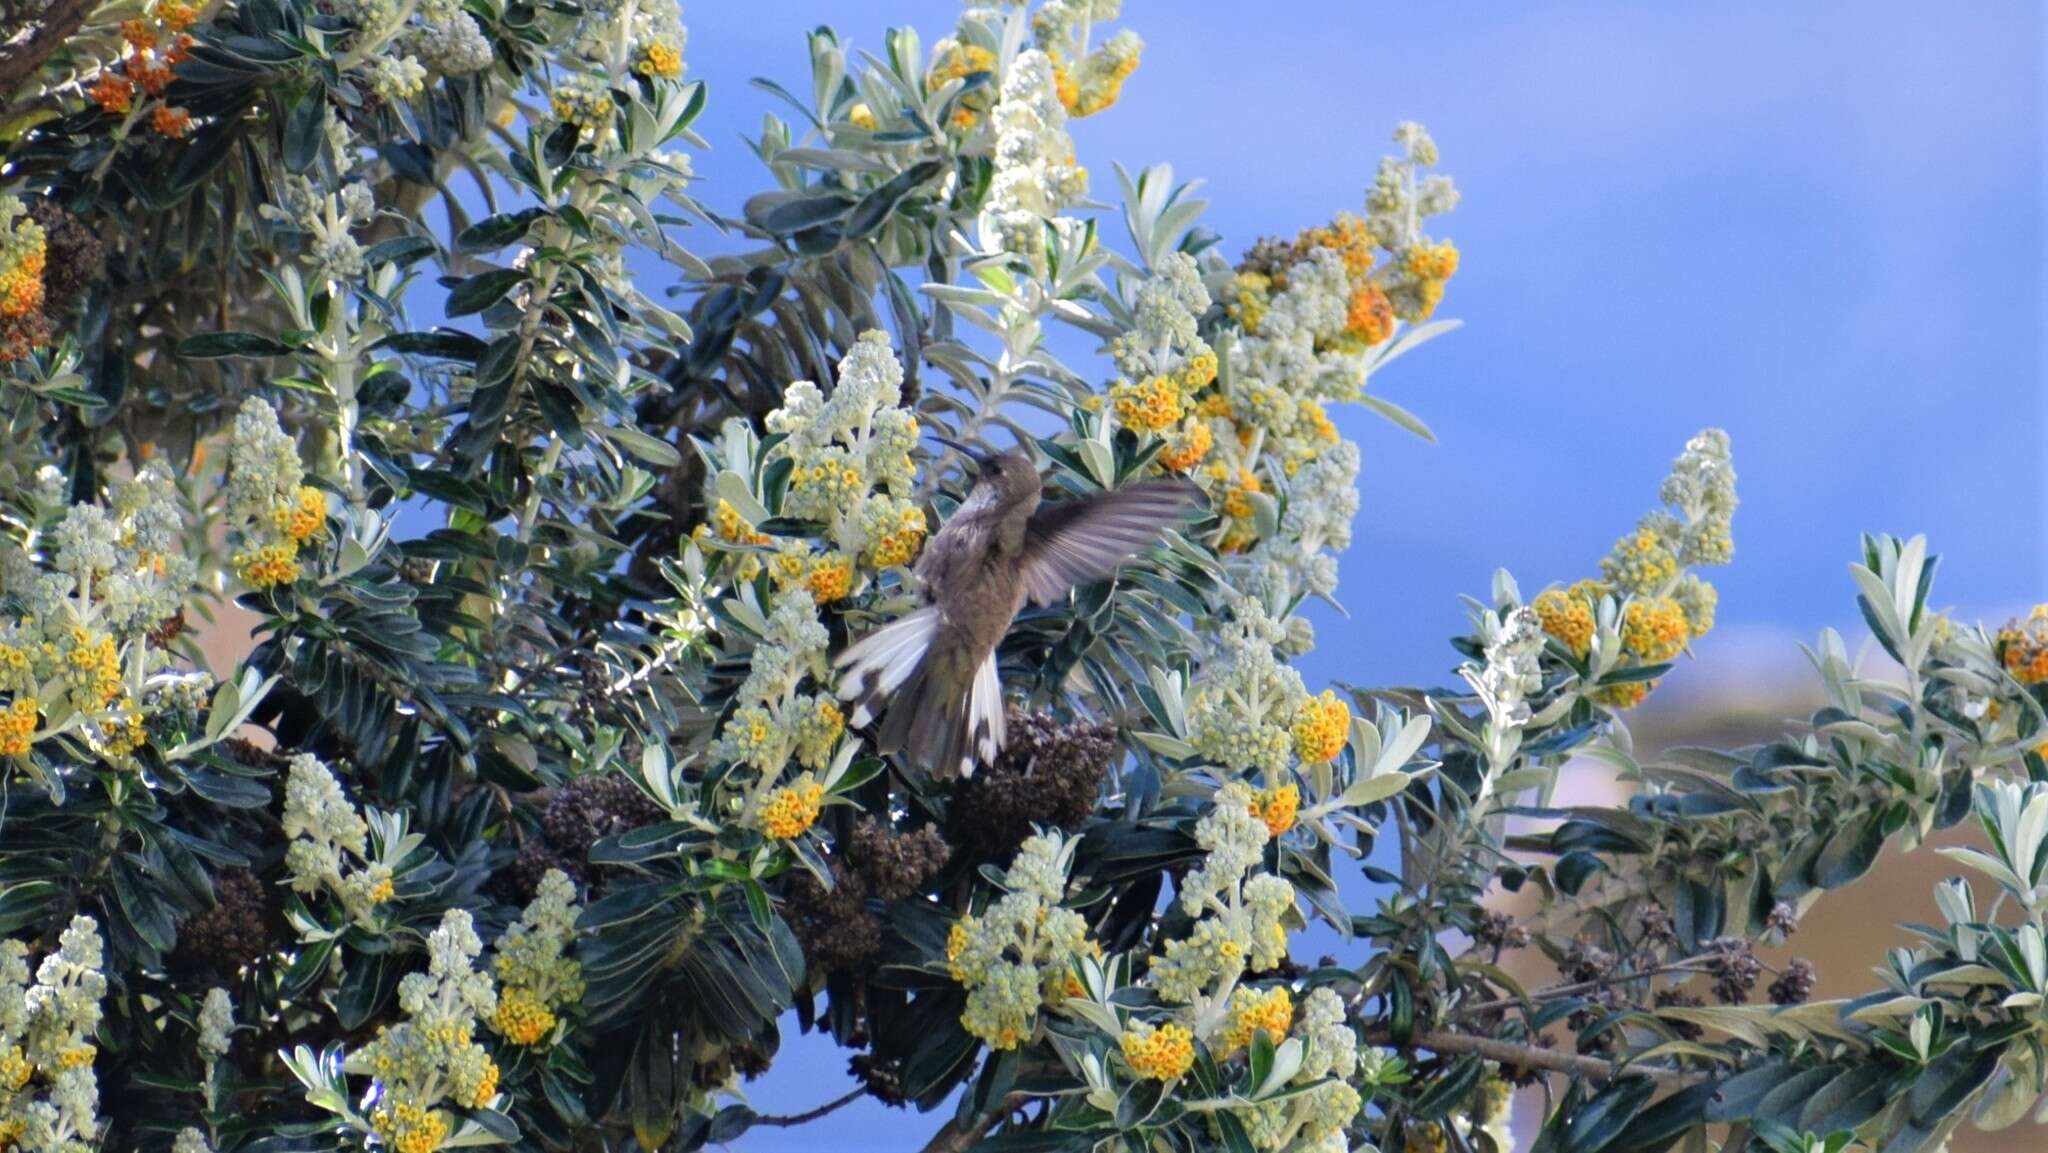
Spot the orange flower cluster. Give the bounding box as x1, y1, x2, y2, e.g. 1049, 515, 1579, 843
86, 3, 199, 139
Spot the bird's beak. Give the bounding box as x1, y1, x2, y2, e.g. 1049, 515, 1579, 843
929, 434, 992, 469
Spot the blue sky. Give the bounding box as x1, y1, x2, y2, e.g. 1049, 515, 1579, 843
639, 3, 2046, 1146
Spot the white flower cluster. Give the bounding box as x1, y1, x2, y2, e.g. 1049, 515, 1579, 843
281, 753, 395, 927
0, 460, 198, 764
1149, 782, 1295, 1007
0, 916, 106, 1153
946, 832, 1094, 1050
197, 987, 234, 1063
257, 175, 377, 282
1195, 123, 1458, 603
1186, 597, 1312, 778
1246, 440, 1360, 604
706, 585, 844, 835
759, 331, 926, 573
343, 909, 502, 1153
224, 398, 328, 590
980, 49, 1087, 261
412, 0, 492, 75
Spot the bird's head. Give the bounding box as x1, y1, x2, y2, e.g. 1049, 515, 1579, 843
934, 438, 1042, 512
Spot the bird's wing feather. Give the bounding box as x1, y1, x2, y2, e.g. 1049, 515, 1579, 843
1017, 481, 1201, 606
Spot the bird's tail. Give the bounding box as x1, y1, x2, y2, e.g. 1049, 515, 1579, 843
834, 609, 1005, 778
834, 607, 939, 729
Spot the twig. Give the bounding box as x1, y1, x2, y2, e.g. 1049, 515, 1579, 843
1372, 1027, 1701, 1088
753, 1085, 868, 1128
1454, 960, 1712, 1018
921, 1093, 1026, 1153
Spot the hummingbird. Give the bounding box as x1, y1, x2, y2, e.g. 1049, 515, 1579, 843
835, 444, 1200, 779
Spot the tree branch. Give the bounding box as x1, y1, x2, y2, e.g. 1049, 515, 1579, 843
1454, 959, 1712, 1018
0, 0, 96, 103
753, 1085, 868, 1128
1374, 1027, 1701, 1088
920, 1094, 1025, 1153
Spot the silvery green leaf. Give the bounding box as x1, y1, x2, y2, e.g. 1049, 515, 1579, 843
1252, 1038, 1304, 1099
1355, 392, 1437, 443
715, 470, 771, 525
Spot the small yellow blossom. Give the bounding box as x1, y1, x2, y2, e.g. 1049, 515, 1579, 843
1343, 281, 1394, 345
1591, 680, 1652, 710
759, 774, 825, 839
275, 486, 327, 544
1256, 783, 1300, 837
1532, 585, 1597, 659
0, 698, 36, 756
1998, 605, 2048, 685
1221, 985, 1293, 1054
1159, 422, 1213, 472
804, 552, 855, 604
635, 40, 683, 79
236, 543, 301, 588
1620, 596, 1688, 663
1111, 374, 1184, 434
1291, 690, 1350, 764
1121, 1021, 1195, 1081
847, 102, 877, 130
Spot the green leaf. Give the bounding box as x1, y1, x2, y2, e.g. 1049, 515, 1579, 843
444, 267, 529, 317
846, 158, 946, 237
177, 331, 296, 358
458, 207, 552, 253
282, 93, 326, 173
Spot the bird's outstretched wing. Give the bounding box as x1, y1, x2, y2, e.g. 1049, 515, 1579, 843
1017, 480, 1202, 607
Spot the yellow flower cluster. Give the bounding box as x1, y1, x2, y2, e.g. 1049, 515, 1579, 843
1157, 421, 1214, 474
1110, 374, 1183, 434
227, 399, 327, 590
1255, 782, 1299, 837
1998, 605, 2048, 685
0, 462, 199, 767
1532, 583, 1599, 659
349, 911, 500, 1153
635, 40, 683, 79
0, 197, 47, 361
758, 773, 824, 839
1220, 985, 1293, 1054
747, 331, 925, 576
0, 693, 36, 757
1620, 596, 1689, 663
1535, 430, 1737, 710
1120, 1021, 1194, 1081
549, 82, 615, 139
1290, 690, 1350, 764
490, 869, 583, 1048
1178, 125, 1457, 589
926, 41, 998, 129
0, 918, 107, 1153
1032, 0, 1142, 118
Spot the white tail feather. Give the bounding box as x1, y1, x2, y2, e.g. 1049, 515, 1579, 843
835, 608, 939, 727
962, 655, 1004, 778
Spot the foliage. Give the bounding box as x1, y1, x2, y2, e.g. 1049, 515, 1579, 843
0, 1, 2036, 1152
